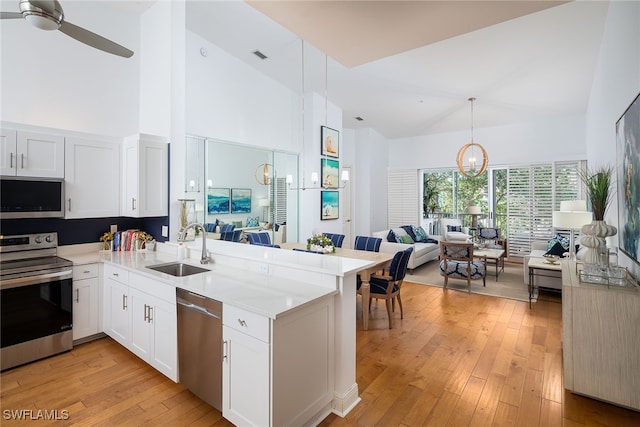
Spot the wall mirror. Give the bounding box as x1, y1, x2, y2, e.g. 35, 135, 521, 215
185, 135, 299, 243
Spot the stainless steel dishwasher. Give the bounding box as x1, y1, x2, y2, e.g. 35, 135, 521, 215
176, 289, 222, 411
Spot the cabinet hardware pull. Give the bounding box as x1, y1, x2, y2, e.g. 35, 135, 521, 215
132, 198, 136, 210
83, 270, 90, 274
237, 319, 247, 327
148, 306, 153, 323
122, 294, 127, 310
223, 340, 228, 361
113, 273, 119, 277
68, 198, 71, 211
9, 152, 13, 168
21, 153, 24, 169
143, 304, 148, 321
75, 289, 79, 303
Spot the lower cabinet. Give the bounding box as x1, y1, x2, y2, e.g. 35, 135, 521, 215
102, 264, 178, 382
72, 263, 100, 342
223, 297, 335, 426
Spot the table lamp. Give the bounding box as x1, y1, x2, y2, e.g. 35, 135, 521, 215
552, 200, 592, 260
467, 205, 482, 228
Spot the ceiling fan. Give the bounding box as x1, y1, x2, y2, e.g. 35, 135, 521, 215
0, 0, 133, 58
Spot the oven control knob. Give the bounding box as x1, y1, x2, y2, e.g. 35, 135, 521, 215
45, 235, 55, 243
35, 235, 44, 243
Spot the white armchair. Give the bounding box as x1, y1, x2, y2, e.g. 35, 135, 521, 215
440, 218, 472, 242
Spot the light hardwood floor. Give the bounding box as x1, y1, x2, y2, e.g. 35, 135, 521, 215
1, 281, 639, 426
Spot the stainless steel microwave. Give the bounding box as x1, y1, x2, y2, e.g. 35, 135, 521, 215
0, 177, 65, 218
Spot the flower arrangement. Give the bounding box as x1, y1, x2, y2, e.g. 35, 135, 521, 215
99, 231, 113, 251
137, 231, 154, 250
306, 233, 335, 253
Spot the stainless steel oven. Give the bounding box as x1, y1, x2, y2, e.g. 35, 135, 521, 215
0, 232, 73, 371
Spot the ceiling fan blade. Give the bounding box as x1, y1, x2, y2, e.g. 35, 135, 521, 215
0, 11, 23, 19
59, 20, 133, 58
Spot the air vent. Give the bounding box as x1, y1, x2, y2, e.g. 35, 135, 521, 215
252, 50, 268, 60
355, 116, 364, 121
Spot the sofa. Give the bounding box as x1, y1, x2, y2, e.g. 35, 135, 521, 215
439, 218, 472, 242
372, 226, 439, 271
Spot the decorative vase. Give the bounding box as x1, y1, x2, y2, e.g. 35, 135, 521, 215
580, 220, 617, 265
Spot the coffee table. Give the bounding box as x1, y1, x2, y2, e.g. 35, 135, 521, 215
474, 247, 505, 281
527, 256, 562, 308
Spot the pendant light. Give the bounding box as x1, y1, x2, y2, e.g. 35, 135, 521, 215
457, 97, 488, 177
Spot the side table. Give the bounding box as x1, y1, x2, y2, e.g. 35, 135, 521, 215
527, 257, 562, 308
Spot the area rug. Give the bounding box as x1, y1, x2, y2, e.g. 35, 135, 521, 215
405, 260, 537, 302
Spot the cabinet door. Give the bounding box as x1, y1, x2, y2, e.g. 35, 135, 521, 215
65, 138, 120, 218
129, 287, 153, 361
223, 325, 270, 426
0, 128, 17, 175
16, 131, 65, 178
104, 278, 129, 346
72, 277, 99, 340
150, 297, 177, 381
122, 134, 168, 217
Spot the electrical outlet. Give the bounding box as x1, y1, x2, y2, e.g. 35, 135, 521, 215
110, 224, 117, 233
161, 226, 169, 237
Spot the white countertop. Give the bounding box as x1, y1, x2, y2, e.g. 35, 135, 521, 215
59, 240, 373, 319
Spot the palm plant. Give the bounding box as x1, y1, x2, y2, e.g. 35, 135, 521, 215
579, 165, 615, 221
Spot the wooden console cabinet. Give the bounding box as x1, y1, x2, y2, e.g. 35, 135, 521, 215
562, 262, 640, 411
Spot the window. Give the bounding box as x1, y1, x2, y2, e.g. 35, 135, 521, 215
423, 160, 584, 259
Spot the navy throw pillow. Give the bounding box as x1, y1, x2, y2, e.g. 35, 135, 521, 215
387, 229, 396, 242
447, 225, 462, 232
545, 241, 566, 257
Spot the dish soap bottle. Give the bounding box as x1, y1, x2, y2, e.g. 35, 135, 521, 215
177, 242, 185, 260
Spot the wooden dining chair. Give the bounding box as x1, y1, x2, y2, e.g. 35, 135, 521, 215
357, 247, 413, 329
439, 241, 486, 293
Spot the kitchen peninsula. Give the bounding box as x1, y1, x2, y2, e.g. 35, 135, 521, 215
76, 239, 372, 426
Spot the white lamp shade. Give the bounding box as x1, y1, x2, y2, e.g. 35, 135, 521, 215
341, 170, 350, 181
311, 172, 319, 184
286, 174, 293, 184
552, 211, 593, 229
258, 198, 270, 207
560, 200, 587, 212
467, 206, 482, 215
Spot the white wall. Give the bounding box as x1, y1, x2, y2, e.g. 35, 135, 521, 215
584, 0, 640, 276
0, 1, 140, 137
388, 114, 587, 170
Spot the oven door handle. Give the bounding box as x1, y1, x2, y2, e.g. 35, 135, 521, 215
0, 269, 73, 290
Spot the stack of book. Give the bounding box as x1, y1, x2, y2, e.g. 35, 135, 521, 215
112, 229, 140, 251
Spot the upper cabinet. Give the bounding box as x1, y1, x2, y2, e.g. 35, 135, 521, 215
65, 137, 121, 219
122, 134, 168, 218
1, 129, 64, 178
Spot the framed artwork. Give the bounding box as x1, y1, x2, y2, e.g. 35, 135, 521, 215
616, 91, 640, 266
321, 191, 339, 220
207, 188, 230, 214
321, 125, 339, 158
231, 188, 252, 213
321, 158, 339, 188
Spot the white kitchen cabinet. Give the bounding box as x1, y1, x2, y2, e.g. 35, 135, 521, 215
102, 266, 177, 382
72, 264, 100, 342
121, 134, 168, 217
0, 129, 64, 177
103, 265, 130, 347
65, 137, 120, 218
223, 298, 334, 426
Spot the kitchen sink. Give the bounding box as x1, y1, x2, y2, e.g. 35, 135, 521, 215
147, 262, 210, 277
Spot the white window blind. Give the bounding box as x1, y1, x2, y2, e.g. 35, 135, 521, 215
388, 170, 420, 228
507, 161, 583, 259
272, 177, 287, 224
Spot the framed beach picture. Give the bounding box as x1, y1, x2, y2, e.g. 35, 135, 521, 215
207, 188, 230, 214
321, 125, 339, 158
616, 92, 640, 266
321, 158, 339, 189
321, 191, 339, 220
231, 188, 252, 213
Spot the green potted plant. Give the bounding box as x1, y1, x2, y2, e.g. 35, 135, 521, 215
578, 165, 617, 264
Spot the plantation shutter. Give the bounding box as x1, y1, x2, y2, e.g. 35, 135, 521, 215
507, 161, 583, 259
272, 177, 287, 224
388, 170, 420, 228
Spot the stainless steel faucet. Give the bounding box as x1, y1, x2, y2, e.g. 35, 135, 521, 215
178, 222, 212, 264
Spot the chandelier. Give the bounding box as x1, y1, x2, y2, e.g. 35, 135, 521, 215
457, 97, 488, 178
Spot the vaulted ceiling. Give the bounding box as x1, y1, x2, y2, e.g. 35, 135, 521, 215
186, 0, 608, 139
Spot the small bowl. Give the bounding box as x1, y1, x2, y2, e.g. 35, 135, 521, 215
543, 254, 560, 264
